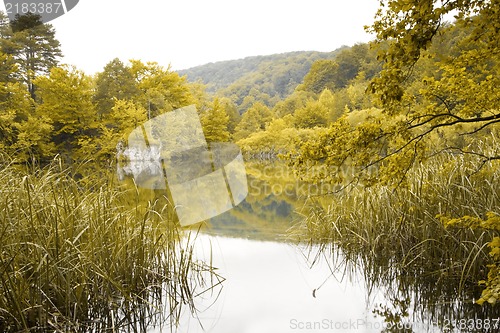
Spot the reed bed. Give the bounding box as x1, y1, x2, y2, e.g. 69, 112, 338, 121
0, 156, 219, 332
292, 149, 500, 327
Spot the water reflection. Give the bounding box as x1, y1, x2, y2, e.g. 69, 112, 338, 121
117, 160, 500, 332
199, 161, 311, 240
153, 235, 390, 333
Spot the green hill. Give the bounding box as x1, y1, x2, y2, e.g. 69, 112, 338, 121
178, 49, 346, 108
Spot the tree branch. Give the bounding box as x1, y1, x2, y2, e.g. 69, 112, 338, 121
459, 119, 500, 136
409, 112, 500, 131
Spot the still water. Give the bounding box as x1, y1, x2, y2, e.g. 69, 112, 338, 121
119, 161, 491, 333
171, 235, 388, 333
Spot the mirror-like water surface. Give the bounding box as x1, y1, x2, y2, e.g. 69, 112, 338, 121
117, 161, 498, 333
171, 234, 388, 333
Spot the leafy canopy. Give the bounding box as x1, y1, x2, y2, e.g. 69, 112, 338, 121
291, 0, 500, 186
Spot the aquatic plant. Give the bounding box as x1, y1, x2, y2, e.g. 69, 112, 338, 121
292, 148, 500, 328
0, 155, 221, 332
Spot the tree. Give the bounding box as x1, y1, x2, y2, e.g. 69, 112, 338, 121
0, 12, 62, 99
293, 99, 328, 129
233, 102, 274, 142
272, 90, 315, 118
93, 58, 139, 118
0, 48, 54, 160
330, 49, 361, 88
108, 99, 147, 138
293, 0, 500, 185
219, 97, 240, 134
367, 0, 498, 106
237, 115, 318, 156
95, 99, 148, 158
318, 88, 345, 122
128, 60, 195, 118
361, 1, 500, 305
370, 0, 499, 168
2, 81, 30, 122
34, 66, 96, 158
200, 98, 230, 143
0, 81, 54, 159
0, 50, 14, 104
299, 59, 339, 94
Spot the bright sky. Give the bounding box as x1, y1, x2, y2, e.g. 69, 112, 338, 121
2, 0, 380, 74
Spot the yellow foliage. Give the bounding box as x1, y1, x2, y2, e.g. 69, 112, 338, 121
442, 212, 500, 305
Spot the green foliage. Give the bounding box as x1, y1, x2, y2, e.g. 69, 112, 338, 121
272, 90, 315, 118
0, 80, 54, 159
34, 66, 97, 158
0, 50, 15, 88
293, 99, 328, 129
0, 54, 206, 162
109, 99, 147, 136
0, 12, 61, 98
298, 44, 381, 94
94, 99, 148, 158
237, 115, 321, 157
219, 97, 241, 133
129, 60, 196, 117
299, 59, 339, 94
290, 4, 500, 186
367, 0, 496, 104
233, 102, 274, 141
93, 58, 140, 118
200, 98, 230, 142
9, 84, 53, 158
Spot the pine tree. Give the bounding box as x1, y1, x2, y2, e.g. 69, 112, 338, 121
0, 12, 62, 99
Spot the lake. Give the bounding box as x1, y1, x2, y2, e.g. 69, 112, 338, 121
118, 160, 497, 333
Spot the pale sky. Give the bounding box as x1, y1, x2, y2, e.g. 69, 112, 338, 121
2, 0, 380, 74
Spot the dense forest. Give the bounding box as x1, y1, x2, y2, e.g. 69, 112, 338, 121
1, 0, 500, 330
0, 10, 380, 163
179, 49, 345, 111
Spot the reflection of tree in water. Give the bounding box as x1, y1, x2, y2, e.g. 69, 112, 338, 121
205, 162, 306, 240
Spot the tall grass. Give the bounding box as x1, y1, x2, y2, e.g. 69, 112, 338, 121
292, 149, 500, 326
0, 156, 220, 332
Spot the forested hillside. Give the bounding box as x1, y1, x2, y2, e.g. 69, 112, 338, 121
179, 50, 344, 111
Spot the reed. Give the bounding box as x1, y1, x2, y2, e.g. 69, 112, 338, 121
0, 156, 219, 332
292, 147, 500, 324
